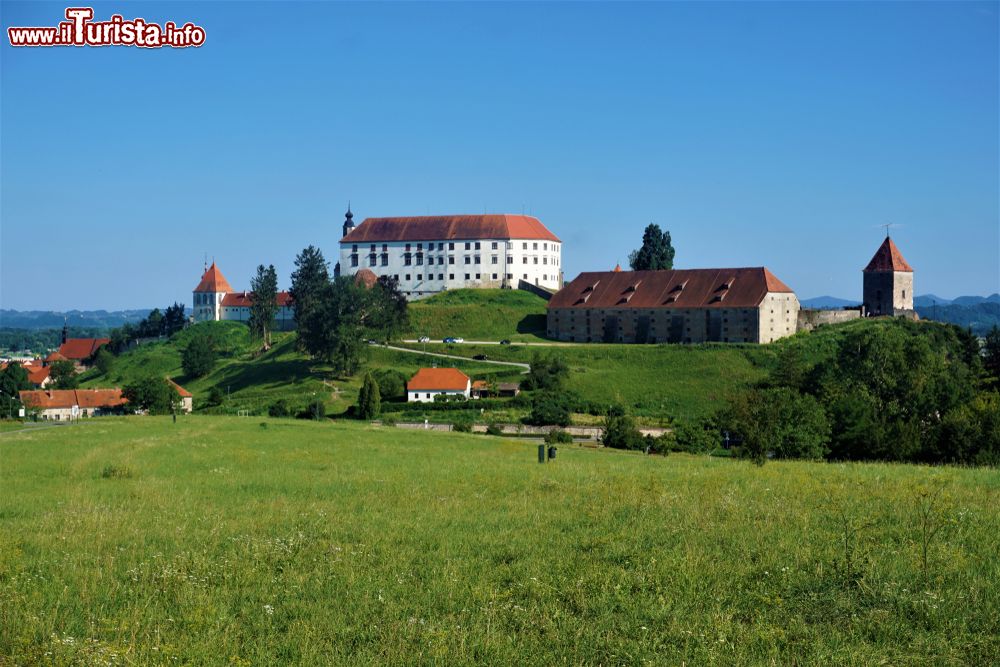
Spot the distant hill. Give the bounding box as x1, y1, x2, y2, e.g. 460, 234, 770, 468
0, 308, 152, 330
800, 296, 861, 310
916, 302, 1000, 335
914, 294, 1000, 307
913, 294, 952, 307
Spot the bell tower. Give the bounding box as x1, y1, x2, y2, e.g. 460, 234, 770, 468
342, 203, 355, 239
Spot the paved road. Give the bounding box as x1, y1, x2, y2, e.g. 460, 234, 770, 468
0, 422, 70, 437
377, 343, 531, 372
401, 339, 577, 347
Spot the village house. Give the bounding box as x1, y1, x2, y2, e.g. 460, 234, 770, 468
338, 208, 563, 299
52, 325, 110, 368
547, 266, 800, 344
167, 379, 194, 413
471, 380, 521, 399
19, 388, 127, 420
406, 368, 471, 403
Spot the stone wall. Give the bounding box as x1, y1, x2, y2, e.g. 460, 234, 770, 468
796, 308, 862, 332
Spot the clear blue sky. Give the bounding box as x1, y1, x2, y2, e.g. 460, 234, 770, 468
2, 1, 997, 311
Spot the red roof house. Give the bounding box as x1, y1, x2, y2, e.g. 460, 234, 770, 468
57, 338, 110, 362
407, 368, 471, 402
193, 262, 234, 293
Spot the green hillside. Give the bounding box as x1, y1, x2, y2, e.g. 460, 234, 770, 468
80, 321, 512, 417
3, 418, 998, 665
405, 288, 549, 341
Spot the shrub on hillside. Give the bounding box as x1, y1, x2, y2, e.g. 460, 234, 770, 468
372, 369, 408, 401
306, 400, 326, 421
122, 376, 179, 415
544, 429, 573, 445
206, 386, 225, 407
268, 399, 293, 418
722, 387, 830, 464
522, 353, 569, 391
526, 391, 573, 427
601, 406, 645, 450
93, 347, 115, 375
182, 333, 216, 378
485, 423, 504, 436
672, 419, 719, 454
357, 372, 382, 420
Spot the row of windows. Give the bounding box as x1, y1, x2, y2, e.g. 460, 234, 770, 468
351, 253, 560, 268
389, 273, 556, 283
351, 241, 559, 253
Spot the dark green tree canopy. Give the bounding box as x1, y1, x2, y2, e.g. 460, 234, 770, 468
122, 376, 180, 415
357, 371, 382, 420
629, 223, 675, 271
249, 264, 279, 348
182, 333, 217, 378
289, 246, 330, 351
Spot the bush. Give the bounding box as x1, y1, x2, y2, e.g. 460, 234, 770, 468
602, 408, 645, 450
307, 400, 325, 421
207, 386, 225, 407
452, 419, 473, 432
122, 376, 179, 415
268, 399, 292, 418
182, 333, 216, 378
372, 369, 408, 401
357, 371, 382, 420
485, 423, 504, 436
544, 429, 573, 444
722, 387, 831, 463
101, 465, 132, 479
672, 419, 719, 454
522, 353, 569, 391
526, 391, 573, 427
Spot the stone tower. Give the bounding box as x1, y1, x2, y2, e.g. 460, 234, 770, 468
863, 236, 913, 316
192, 261, 233, 322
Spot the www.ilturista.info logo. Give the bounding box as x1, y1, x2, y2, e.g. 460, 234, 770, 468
8, 7, 205, 48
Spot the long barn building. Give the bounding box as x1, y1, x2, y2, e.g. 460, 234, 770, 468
546, 267, 799, 344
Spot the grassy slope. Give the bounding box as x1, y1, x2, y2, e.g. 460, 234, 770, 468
405, 289, 549, 341
79, 321, 516, 417
1, 417, 998, 665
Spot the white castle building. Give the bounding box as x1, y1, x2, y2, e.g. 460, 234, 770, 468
192, 262, 295, 330
336, 208, 563, 299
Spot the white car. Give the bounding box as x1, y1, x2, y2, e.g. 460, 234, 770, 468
418, 336, 430, 343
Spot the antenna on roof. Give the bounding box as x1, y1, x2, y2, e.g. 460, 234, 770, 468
878, 222, 902, 238
203, 252, 208, 272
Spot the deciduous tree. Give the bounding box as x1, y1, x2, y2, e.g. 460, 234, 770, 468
629, 223, 675, 271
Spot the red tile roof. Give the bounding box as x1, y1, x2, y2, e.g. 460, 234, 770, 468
45, 351, 68, 363
353, 269, 379, 289
220, 291, 292, 307
864, 237, 913, 272
26, 366, 50, 386
57, 338, 110, 361
342, 215, 560, 243
548, 267, 795, 311
407, 368, 471, 392
167, 378, 193, 398
19, 389, 126, 410
193, 262, 234, 293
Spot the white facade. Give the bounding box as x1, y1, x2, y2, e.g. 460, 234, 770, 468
340, 237, 562, 298
407, 387, 471, 403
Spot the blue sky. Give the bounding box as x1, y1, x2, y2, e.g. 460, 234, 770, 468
2, 1, 997, 310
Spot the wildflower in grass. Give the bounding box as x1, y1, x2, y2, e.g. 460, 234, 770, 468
263, 604, 274, 616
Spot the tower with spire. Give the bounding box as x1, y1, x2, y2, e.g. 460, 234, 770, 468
862, 235, 913, 316
192, 261, 234, 322
342, 203, 355, 239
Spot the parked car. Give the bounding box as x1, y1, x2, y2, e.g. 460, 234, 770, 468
499, 339, 511, 345
473, 354, 489, 361
443, 337, 460, 344
418, 336, 430, 343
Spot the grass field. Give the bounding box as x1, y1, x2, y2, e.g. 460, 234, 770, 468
406, 342, 772, 421
2, 417, 998, 665
405, 289, 549, 342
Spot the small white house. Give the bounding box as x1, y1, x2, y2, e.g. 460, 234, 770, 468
406, 368, 471, 403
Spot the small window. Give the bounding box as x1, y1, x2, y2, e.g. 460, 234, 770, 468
465, 256, 471, 265
491, 256, 498, 264
491, 241, 498, 250
449, 273, 455, 280
475, 242, 481, 250
465, 273, 471, 280
449, 242, 455, 250
405, 274, 411, 281
449, 257, 455, 265
465, 242, 471, 250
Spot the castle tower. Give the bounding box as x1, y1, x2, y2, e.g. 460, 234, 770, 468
863, 236, 913, 316
192, 261, 233, 322
342, 204, 355, 239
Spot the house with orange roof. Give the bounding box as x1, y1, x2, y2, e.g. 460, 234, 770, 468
167, 378, 194, 413
337, 206, 563, 299
19, 388, 127, 421
407, 368, 471, 403
862, 236, 914, 317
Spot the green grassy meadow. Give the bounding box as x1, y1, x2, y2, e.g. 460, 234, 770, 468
2, 417, 998, 665
405, 289, 549, 342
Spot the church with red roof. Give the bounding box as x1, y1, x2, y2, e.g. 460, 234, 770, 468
337, 206, 563, 299
192, 262, 296, 330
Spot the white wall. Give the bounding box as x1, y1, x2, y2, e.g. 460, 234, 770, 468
340, 237, 562, 298
406, 388, 471, 403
